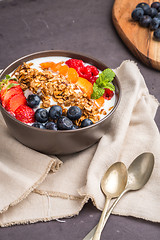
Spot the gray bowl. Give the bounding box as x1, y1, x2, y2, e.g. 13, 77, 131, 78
0, 50, 121, 155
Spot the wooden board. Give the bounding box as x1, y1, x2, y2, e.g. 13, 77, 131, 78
112, 0, 160, 70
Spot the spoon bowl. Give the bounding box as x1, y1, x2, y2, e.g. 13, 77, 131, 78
101, 162, 128, 198
127, 152, 154, 191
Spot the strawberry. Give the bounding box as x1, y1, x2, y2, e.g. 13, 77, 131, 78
2, 86, 23, 107
15, 105, 35, 123
0, 80, 19, 102
6, 94, 27, 114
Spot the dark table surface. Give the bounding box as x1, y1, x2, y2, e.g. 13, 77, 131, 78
0, 0, 159, 239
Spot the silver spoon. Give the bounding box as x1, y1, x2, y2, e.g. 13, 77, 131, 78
92, 162, 128, 240
83, 152, 154, 240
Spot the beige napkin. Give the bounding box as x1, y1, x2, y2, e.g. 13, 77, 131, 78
0, 60, 159, 227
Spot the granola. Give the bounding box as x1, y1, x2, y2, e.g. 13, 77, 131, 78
13, 62, 101, 125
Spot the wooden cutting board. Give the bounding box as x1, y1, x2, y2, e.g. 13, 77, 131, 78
112, 0, 160, 71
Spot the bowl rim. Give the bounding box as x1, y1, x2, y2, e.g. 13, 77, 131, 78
0, 50, 121, 133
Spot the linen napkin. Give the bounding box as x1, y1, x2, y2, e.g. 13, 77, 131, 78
0, 60, 159, 227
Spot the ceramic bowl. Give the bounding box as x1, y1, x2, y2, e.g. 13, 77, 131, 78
0, 50, 121, 155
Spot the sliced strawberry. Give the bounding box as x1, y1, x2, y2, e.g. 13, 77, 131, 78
6, 94, 27, 114
15, 105, 35, 123
2, 86, 23, 107
0, 80, 19, 102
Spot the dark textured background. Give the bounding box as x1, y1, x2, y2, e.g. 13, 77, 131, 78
0, 0, 159, 239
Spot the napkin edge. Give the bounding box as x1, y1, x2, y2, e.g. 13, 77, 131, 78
0, 158, 55, 215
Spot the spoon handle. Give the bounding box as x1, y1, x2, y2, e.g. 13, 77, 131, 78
83, 190, 127, 240
92, 197, 111, 240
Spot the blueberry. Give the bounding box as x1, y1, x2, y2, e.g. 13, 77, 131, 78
139, 15, 152, 27
27, 94, 41, 108
158, 6, 160, 12
150, 18, 160, 30
49, 105, 62, 120
131, 8, 144, 21
151, 2, 160, 9
154, 28, 160, 40
67, 106, 82, 120
136, 3, 150, 15
149, 7, 158, 17
155, 12, 160, 19
32, 122, 45, 129
35, 108, 48, 123
144, 7, 152, 15
57, 116, 73, 130
136, 2, 148, 8
81, 119, 93, 128
72, 124, 79, 130
45, 122, 58, 130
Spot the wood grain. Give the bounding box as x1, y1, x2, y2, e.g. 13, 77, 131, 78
112, 0, 160, 70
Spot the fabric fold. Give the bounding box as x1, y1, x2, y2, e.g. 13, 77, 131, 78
0, 117, 62, 214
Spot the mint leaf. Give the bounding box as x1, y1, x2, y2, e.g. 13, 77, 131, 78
96, 69, 115, 88
96, 74, 104, 87
102, 69, 115, 82
91, 68, 115, 100
91, 83, 105, 99
105, 82, 115, 91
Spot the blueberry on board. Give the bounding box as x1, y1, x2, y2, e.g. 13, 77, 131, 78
151, 2, 160, 9
72, 124, 79, 130
49, 105, 62, 120
67, 106, 82, 120
155, 12, 160, 19
136, 3, 150, 15
81, 119, 93, 128
149, 7, 158, 18
139, 15, 152, 27
35, 108, 49, 123
136, 2, 148, 8
150, 18, 160, 30
45, 122, 58, 130
154, 28, 160, 40
32, 122, 45, 129
57, 116, 73, 130
27, 94, 41, 108
131, 7, 144, 21
144, 6, 151, 15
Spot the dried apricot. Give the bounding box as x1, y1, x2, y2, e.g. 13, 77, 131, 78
40, 61, 65, 72
54, 62, 64, 71
76, 77, 93, 98
40, 62, 56, 70
59, 65, 69, 76
95, 96, 105, 108
67, 68, 79, 83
